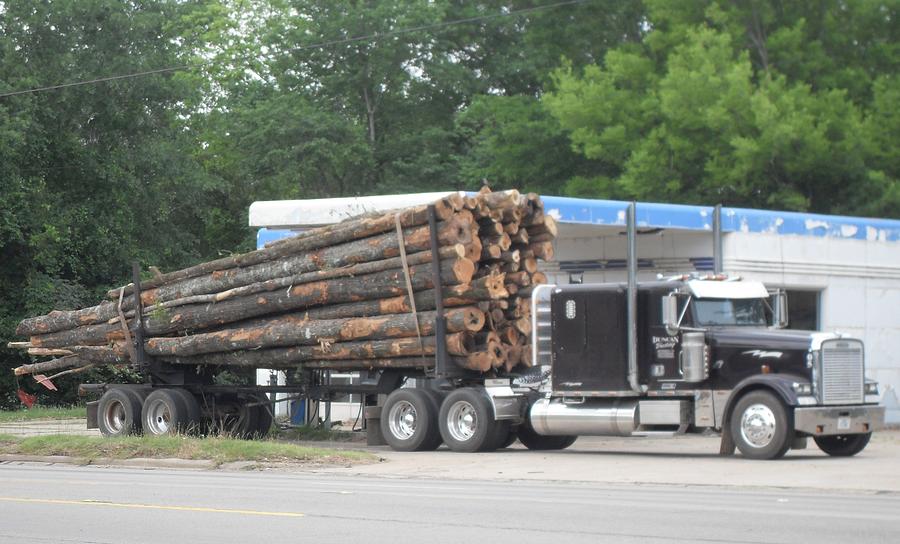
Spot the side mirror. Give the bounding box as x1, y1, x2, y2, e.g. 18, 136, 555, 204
772, 291, 789, 329
662, 294, 680, 335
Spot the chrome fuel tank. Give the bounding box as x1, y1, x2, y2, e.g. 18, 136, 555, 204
530, 398, 639, 436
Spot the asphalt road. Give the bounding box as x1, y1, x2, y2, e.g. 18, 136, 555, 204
0, 463, 897, 544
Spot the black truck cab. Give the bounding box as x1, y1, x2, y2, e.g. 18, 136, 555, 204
530, 276, 885, 459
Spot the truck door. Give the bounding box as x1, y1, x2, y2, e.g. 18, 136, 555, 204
644, 292, 682, 384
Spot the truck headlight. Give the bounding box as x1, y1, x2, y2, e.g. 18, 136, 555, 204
792, 382, 813, 395
864, 382, 879, 395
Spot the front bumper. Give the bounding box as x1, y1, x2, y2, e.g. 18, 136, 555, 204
794, 405, 885, 436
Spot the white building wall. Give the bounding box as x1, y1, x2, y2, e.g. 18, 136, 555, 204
724, 232, 900, 419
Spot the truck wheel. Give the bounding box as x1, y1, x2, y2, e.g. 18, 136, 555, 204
517, 415, 577, 451
97, 388, 143, 437
381, 389, 442, 452
730, 390, 791, 460
438, 388, 502, 453
814, 433, 872, 457
169, 389, 202, 435
141, 389, 190, 436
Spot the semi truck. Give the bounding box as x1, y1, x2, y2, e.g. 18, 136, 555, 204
84, 203, 885, 460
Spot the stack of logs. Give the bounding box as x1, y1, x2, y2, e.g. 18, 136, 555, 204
9, 189, 556, 383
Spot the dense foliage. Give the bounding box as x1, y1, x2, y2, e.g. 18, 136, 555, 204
0, 0, 896, 407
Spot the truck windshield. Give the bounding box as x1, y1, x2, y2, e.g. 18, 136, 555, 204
692, 298, 767, 326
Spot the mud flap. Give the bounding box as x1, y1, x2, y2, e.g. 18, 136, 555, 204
719, 427, 736, 456
86, 400, 99, 430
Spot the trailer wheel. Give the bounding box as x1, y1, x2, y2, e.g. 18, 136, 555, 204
730, 390, 791, 460
517, 414, 577, 451
169, 389, 202, 435
438, 388, 502, 453
97, 388, 143, 437
381, 389, 442, 452
252, 396, 274, 438
142, 389, 193, 435
212, 395, 259, 438
814, 433, 872, 457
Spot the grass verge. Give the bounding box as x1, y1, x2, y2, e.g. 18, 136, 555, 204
276, 424, 362, 442
0, 434, 374, 466
0, 406, 87, 422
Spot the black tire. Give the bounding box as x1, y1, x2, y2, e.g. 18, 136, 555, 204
213, 394, 259, 438
381, 389, 443, 452
141, 389, 191, 436
97, 388, 143, 437
499, 428, 518, 449
169, 389, 202, 435
517, 413, 577, 451
438, 387, 502, 452
814, 433, 872, 457
730, 390, 792, 460
252, 396, 274, 438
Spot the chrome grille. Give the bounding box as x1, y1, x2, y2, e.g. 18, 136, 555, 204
820, 339, 864, 405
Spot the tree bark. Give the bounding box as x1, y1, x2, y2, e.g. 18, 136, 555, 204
157, 333, 472, 368
127, 215, 473, 309
143, 308, 484, 357
108, 194, 464, 298
31, 258, 476, 348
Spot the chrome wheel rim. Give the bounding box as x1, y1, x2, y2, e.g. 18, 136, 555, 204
387, 400, 418, 440
102, 400, 126, 434
740, 403, 776, 448
145, 398, 172, 435
446, 400, 477, 442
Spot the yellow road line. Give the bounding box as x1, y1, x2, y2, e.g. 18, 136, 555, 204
0, 496, 304, 518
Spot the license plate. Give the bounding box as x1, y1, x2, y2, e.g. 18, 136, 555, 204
838, 417, 851, 430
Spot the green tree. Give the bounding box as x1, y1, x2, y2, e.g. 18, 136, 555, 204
542, 1, 897, 216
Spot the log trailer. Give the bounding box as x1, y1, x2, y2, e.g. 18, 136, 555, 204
81, 203, 885, 460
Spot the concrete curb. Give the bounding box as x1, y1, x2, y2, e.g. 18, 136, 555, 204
0, 454, 216, 470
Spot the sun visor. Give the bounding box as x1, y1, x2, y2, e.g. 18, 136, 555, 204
686, 280, 769, 299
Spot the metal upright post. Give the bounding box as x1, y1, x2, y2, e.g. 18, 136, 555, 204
427, 204, 450, 378
130, 262, 148, 373
713, 204, 723, 274
626, 203, 641, 394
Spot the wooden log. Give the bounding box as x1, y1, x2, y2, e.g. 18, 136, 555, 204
499, 250, 520, 265
506, 271, 531, 287
513, 316, 531, 335
502, 221, 519, 235
143, 308, 484, 357
267, 274, 508, 322
135, 243, 467, 312
127, 215, 474, 309
481, 244, 501, 260
510, 228, 529, 245
483, 233, 511, 251
305, 355, 489, 372
157, 333, 473, 368
521, 256, 538, 274
16, 302, 119, 337
530, 242, 554, 261
31, 259, 476, 348
108, 194, 464, 298
464, 236, 483, 263
505, 344, 523, 373
479, 189, 520, 210
520, 344, 534, 367
27, 348, 74, 357
477, 221, 503, 236
13, 355, 85, 376
526, 215, 557, 237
